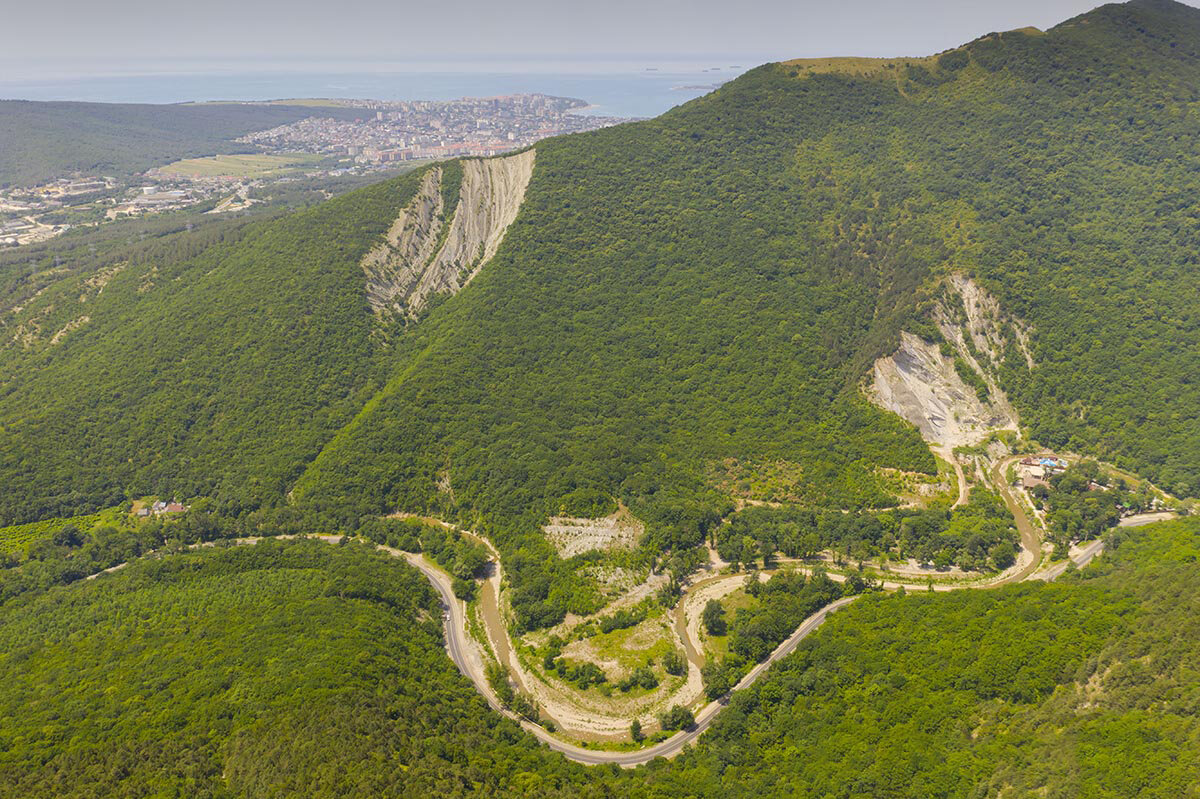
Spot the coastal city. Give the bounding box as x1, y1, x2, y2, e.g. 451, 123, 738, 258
0, 93, 630, 247
238, 93, 629, 163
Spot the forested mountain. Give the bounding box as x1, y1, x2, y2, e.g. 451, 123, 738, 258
4, 0, 1200, 795
0, 172, 425, 523
0, 100, 363, 186
295, 0, 1200, 621
3, 0, 1200, 622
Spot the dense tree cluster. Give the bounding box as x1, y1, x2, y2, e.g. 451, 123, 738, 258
7, 0, 1200, 640
636, 515, 1200, 798
727, 570, 849, 662
0, 169, 426, 527
4, 2, 1200, 795
718, 487, 1018, 572
2, 478, 1199, 798
0, 540, 601, 797
1034, 460, 1153, 557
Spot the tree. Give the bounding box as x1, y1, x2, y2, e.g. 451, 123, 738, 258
511, 693, 539, 721
570, 662, 607, 689
452, 576, 476, 600
740, 535, 758, 569
619, 666, 658, 692
51, 524, 83, 548
745, 569, 762, 597
658, 705, 695, 731
630, 718, 643, 742
451, 541, 488, 581
701, 660, 733, 699
485, 662, 514, 707
702, 599, 727, 636
759, 539, 775, 568
990, 540, 1016, 569
657, 577, 682, 608
800, 531, 822, 560
662, 649, 686, 676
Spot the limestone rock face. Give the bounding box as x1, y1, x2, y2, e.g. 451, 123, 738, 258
872, 331, 1016, 449
869, 276, 1028, 449
361, 148, 536, 318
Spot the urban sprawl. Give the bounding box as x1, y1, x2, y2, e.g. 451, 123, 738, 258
240, 94, 629, 163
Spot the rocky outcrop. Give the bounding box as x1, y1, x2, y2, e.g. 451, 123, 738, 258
362, 167, 445, 315
361, 149, 536, 319
543, 506, 644, 558
870, 276, 1029, 449
872, 332, 1016, 449
936, 273, 1034, 371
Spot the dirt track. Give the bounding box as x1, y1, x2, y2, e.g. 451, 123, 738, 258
438, 453, 1106, 765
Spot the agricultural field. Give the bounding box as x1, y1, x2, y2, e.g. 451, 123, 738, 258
158, 153, 329, 179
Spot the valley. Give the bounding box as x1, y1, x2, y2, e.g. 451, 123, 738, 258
411, 446, 1156, 763
4, 0, 1200, 795
45, 432, 1159, 768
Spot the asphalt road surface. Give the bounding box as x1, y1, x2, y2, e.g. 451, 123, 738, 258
421, 456, 1110, 765
79, 484, 1117, 770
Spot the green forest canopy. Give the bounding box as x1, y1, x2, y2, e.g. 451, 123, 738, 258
0, 514, 1196, 797
1, 0, 1199, 626
0, 100, 364, 186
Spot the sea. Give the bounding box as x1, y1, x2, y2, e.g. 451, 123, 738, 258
0, 67, 754, 119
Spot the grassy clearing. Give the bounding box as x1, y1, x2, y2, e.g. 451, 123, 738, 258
709, 458, 807, 503
701, 587, 758, 661
781, 55, 936, 77
878, 456, 957, 508
585, 611, 676, 672
159, 153, 327, 179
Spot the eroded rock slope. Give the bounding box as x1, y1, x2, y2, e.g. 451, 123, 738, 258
870, 276, 1029, 449
361, 149, 535, 318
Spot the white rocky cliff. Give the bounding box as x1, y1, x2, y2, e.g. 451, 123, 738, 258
872, 331, 1016, 449
361, 149, 536, 318
870, 275, 1029, 449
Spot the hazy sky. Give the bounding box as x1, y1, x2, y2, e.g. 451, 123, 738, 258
2, 0, 1196, 75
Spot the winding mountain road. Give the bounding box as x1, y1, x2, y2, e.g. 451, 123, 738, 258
407, 546, 860, 768
80, 459, 1116, 769
1032, 538, 1104, 582
402, 464, 1106, 767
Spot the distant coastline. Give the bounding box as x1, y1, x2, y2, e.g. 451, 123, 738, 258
0, 68, 750, 119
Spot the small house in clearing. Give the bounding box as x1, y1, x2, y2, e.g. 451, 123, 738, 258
149, 500, 187, 516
